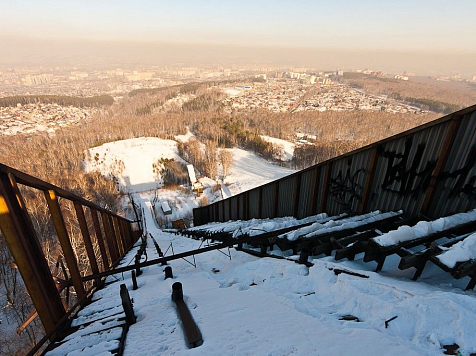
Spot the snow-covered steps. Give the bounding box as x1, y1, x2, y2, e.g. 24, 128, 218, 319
364, 209, 476, 280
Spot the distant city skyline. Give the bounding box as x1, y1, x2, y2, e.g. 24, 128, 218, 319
1, 1, 475, 75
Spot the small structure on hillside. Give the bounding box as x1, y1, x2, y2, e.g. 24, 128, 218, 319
161, 201, 172, 215
187, 164, 203, 197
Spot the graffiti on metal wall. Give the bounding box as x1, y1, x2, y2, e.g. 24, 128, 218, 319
439, 145, 476, 200
329, 158, 364, 212
379, 137, 436, 196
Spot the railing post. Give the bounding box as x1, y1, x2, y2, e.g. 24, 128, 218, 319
73, 202, 100, 283
101, 212, 119, 263
44, 189, 85, 299
116, 216, 129, 251
112, 216, 125, 256
0, 174, 65, 334
90, 208, 110, 270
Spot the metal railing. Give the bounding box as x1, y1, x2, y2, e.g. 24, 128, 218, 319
0, 162, 141, 346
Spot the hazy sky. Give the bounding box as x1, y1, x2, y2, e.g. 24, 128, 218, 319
1, 1, 475, 73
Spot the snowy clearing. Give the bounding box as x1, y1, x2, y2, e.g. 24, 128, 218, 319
260, 135, 295, 161
224, 148, 295, 195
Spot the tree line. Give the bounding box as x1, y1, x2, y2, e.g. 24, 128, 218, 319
0, 95, 114, 107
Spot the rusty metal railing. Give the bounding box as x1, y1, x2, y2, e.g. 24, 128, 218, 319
0, 162, 141, 350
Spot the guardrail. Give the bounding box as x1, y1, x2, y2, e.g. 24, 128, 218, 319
194, 104, 476, 226
0, 163, 141, 346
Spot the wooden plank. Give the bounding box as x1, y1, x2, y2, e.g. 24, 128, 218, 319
90, 208, 110, 270
44, 190, 85, 299
0, 174, 65, 334
359, 147, 378, 214
73, 202, 100, 281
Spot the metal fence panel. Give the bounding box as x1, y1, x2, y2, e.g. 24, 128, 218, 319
297, 168, 317, 219
326, 150, 372, 215
277, 176, 298, 217
368, 120, 450, 217
262, 183, 278, 218
429, 112, 476, 218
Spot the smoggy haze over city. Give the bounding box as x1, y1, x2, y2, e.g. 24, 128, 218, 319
1, 0, 475, 75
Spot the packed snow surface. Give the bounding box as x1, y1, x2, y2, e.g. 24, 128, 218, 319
224, 148, 295, 195
53, 197, 476, 356
437, 232, 476, 268
260, 135, 295, 161
84, 137, 185, 193
373, 209, 476, 247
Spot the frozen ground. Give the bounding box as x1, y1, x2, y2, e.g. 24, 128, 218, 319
52, 196, 476, 356
73, 136, 476, 356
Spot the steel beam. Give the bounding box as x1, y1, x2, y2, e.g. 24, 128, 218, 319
44, 189, 85, 299
0, 174, 65, 333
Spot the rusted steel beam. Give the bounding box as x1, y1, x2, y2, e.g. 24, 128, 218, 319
90, 208, 110, 270
421, 117, 462, 216
0, 174, 65, 334
172, 282, 203, 348
82, 229, 304, 281
112, 216, 125, 256
101, 212, 119, 263
120, 219, 132, 251
44, 189, 85, 299
73, 202, 100, 282
116, 216, 129, 252
359, 147, 379, 214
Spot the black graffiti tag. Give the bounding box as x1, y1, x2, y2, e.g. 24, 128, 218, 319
439, 145, 476, 199
380, 137, 436, 196
330, 158, 364, 212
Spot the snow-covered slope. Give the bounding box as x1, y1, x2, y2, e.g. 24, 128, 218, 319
84, 137, 185, 193
53, 199, 476, 356
224, 148, 294, 195
260, 135, 295, 161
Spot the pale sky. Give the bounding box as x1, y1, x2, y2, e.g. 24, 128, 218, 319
1, 0, 475, 50
1, 1, 475, 74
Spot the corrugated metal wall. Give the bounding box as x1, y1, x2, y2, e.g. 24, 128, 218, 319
193, 105, 476, 226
